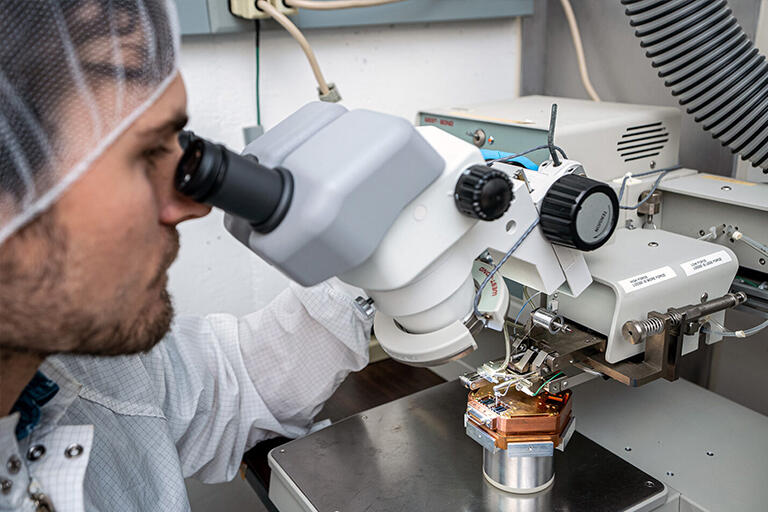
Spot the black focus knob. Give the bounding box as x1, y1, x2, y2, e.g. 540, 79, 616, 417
540, 174, 619, 251
454, 165, 514, 221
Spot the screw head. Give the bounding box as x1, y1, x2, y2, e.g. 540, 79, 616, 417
760, 258, 766, 266
279, 449, 285, 454
0, 479, 11, 495
648, 241, 659, 247
625, 446, 632, 452
721, 185, 732, 191
6, 455, 20, 475
666, 471, 674, 477
644, 480, 655, 488
701, 292, 709, 303
65, 444, 84, 459
26, 445, 45, 462
707, 451, 714, 457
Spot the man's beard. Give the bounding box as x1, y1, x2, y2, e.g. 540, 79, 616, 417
0, 213, 178, 357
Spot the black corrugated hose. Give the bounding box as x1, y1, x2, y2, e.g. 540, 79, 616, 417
623, 0, 768, 172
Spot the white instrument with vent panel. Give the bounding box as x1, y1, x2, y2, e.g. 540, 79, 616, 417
418, 96, 681, 183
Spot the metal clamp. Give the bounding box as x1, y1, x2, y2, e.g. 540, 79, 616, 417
465, 417, 499, 454
354, 296, 375, 319
590, 292, 747, 386
505, 441, 554, 458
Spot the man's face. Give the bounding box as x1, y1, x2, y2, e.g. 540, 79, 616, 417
0, 75, 211, 356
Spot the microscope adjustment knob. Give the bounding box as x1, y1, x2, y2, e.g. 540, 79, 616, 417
454, 165, 514, 221
540, 174, 619, 251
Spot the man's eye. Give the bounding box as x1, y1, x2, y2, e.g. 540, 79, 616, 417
142, 146, 172, 165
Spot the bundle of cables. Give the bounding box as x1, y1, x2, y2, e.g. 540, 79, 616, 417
255, 0, 408, 101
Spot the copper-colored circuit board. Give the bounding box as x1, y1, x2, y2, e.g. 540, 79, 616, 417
467, 384, 572, 450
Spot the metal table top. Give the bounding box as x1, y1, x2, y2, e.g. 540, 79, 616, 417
268, 381, 667, 512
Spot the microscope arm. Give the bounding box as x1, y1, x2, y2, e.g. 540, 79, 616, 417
222, 102, 618, 366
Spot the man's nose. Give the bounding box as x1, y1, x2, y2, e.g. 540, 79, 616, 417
159, 192, 212, 226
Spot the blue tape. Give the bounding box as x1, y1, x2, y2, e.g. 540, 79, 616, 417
481, 150, 538, 170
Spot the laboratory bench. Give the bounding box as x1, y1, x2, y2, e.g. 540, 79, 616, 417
242, 358, 446, 511
243, 356, 768, 512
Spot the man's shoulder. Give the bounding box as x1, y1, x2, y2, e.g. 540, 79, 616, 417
43, 351, 166, 418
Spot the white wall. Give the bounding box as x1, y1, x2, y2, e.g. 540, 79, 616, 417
169, 18, 522, 317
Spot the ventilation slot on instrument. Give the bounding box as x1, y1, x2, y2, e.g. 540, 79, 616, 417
617, 122, 669, 162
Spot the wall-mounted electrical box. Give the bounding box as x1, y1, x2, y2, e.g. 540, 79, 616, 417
175, 0, 534, 35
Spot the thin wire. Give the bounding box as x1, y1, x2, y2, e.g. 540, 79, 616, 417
255, 20, 261, 126
703, 317, 768, 338
485, 144, 568, 167
490, 324, 512, 373
493, 370, 536, 398
737, 276, 762, 288
495, 380, 516, 397
731, 229, 768, 259
256, 0, 331, 96
617, 165, 682, 210
473, 218, 541, 319
559, 0, 601, 102
534, 372, 565, 396
571, 360, 604, 377
513, 291, 542, 337
286, 0, 406, 8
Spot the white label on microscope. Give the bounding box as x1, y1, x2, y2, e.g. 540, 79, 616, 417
618, 266, 676, 294
681, 250, 732, 276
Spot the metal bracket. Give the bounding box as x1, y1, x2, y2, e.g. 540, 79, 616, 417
465, 417, 499, 454
582, 292, 747, 387
506, 441, 554, 458
354, 296, 375, 319
556, 416, 576, 452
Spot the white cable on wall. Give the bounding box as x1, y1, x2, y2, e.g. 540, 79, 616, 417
559, 0, 601, 102
256, 0, 332, 96
285, 0, 406, 10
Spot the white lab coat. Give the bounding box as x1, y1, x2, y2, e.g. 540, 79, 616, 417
0, 282, 372, 511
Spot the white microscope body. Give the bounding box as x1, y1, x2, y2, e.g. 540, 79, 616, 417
224, 101, 741, 380
340, 128, 595, 366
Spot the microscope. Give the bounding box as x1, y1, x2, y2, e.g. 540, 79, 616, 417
175, 100, 751, 495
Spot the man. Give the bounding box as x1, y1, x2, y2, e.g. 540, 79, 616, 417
0, 1, 371, 510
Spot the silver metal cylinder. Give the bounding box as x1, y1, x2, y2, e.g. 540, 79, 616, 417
530, 308, 565, 334
483, 480, 553, 512
483, 449, 555, 494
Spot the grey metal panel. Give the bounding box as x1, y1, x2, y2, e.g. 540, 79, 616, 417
709, 308, 768, 417
173, 0, 211, 35
520, 0, 548, 96
178, 0, 533, 34
659, 173, 768, 273
206, 0, 253, 34
268, 381, 668, 512
575, 377, 768, 512
659, 173, 768, 212
290, 0, 534, 30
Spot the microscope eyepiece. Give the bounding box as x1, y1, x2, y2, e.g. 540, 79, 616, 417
174, 131, 293, 234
